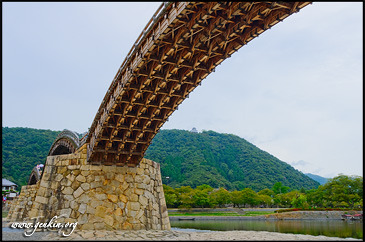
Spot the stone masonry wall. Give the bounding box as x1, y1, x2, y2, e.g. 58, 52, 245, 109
6, 183, 39, 221
7, 144, 170, 230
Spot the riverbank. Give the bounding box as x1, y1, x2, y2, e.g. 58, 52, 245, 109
168, 209, 363, 220
2, 229, 362, 241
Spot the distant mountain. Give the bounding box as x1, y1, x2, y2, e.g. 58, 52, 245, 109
145, 129, 320, 191
305, 173, 329, 185
2, 127, 320, 192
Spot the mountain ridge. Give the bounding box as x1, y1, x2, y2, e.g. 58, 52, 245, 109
2, 127, 320, 191
145, 129, 320, 191
305, 173, 329, 185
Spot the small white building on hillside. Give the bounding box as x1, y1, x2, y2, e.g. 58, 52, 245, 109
2, 178, 18, 199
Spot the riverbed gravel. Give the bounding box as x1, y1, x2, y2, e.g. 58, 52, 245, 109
2, 229, 361, 241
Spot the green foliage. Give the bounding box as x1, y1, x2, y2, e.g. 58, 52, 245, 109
164, 175, 363, 209
2, 127, 60, 188
145, 129, 320, 191
210, 188, 231, 208
272, 182, 290, 195
320, 174, 363, 209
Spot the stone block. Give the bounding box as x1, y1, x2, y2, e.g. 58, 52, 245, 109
104, 215, 114, 227
86, 205, 95, 214
135, 176, 144, 183
129, 194, 139, 202
81, 223, 94, 230
91, 181, 101, 189
62, 187, 74, 195
94, 222, 105, 230
73, 187, 84, 198
78, 203, 87, 214
60, 208, 72, 217
115, 174, 124, 183
119, 182, 129, 191
86, 174, 95, 183
80, 183, 90, 191
125, 174, 134, 183
61, 178, 72, 187
78, 213, 88, 224
81, 170, 90, 177
121, 221, 132, 230
107, 194, 118, 203
136, 168, 144, 175
90, 165, 102, 171
129, 202, 140, 211
70, 201, 78, 210
117, 202, 126, 210
76, 174, 86, 183
134, 188, 144, 195
139, 196, 148, 207
95, 206, 106, 218
95, 193, 107, 200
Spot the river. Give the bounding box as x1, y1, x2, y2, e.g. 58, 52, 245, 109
170, 219, 363, 239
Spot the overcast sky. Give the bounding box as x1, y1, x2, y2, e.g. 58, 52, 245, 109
3, 2, 362, 178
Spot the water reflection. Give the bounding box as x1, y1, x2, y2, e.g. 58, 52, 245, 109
170, 219, 363, 239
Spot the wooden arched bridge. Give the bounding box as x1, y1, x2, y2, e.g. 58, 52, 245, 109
51, 2, 311, 167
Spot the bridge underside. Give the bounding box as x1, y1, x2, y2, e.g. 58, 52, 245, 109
86, 2, 311, 166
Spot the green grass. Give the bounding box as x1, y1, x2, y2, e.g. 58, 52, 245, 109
168, 211, 276, 217
243, 211, 275, 216
169, 211, 274, 216
2, 211, 9, 218
168, 212, 243, 216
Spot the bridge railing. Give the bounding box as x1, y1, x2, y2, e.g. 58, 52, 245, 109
87, 2, 189, 145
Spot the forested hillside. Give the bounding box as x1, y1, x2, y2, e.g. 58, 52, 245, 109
2, 127, 319, 191
145, 129, 319, 191
2, 127, 60, 188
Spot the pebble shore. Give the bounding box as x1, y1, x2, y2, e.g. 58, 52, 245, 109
2, 229, 361, 241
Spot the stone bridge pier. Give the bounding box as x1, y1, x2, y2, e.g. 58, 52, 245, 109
6, 144, 170, 230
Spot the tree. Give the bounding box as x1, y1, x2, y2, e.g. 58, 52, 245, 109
163, 185, 179, 208
272, 182, 290, 195
230, 190, 243, 208
291, 194, 309, 209
175, 186, 194, 209
257, 194, 273, 207
241, 188, 259, 207
192, 189, 211, 208
210, 188, 231, 207
258, 188, 274, 197
321, 174, 363, 209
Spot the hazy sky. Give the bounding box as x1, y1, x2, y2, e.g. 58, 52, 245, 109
3, 2, 362, 178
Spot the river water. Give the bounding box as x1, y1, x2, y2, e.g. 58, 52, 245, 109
170, 219, 363, 239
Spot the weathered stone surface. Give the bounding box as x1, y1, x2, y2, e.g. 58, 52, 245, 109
107, 194, 118, 203
78, 203, 87, 214
139, 196, 148, 207
76, 174, 86, 183
71, 180, 80, 190
95, 206, 106, 218
115, 174, 124, 183
129, 202, 140, 211
62, 186, 74, 195
104, 215, 114, 227
6, 146, 170, 231
129, 194, 139, 202
80, 183, 90, 191
95, 193, 107, 200
73, 187, 84, 198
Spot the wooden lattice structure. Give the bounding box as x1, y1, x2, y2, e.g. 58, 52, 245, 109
86, 2, 311, 166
